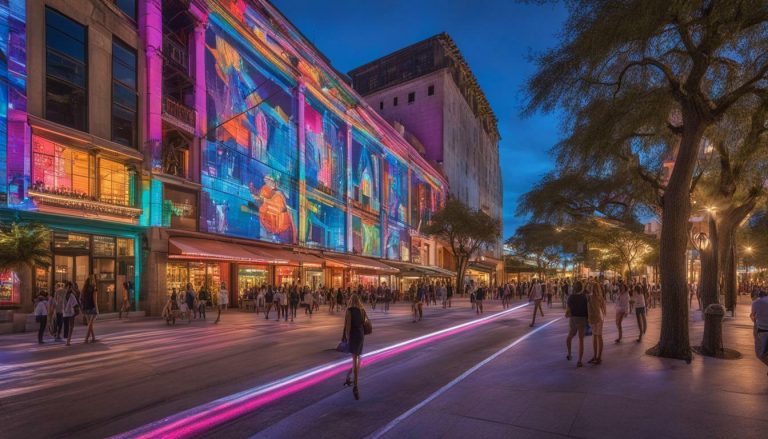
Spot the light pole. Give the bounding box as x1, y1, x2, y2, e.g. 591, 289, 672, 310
744, 246, 753, 293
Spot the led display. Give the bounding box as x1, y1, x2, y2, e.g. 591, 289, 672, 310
352, 215, 381, 257
350, 131, 381, 213
202, 23, 298, 244
385, 225, 410, 261
304, 98, 346, 199
384, 154, 408, 223
303, 196, 345, 252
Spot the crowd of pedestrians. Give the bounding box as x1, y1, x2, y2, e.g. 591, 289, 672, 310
33, 276, 100, 345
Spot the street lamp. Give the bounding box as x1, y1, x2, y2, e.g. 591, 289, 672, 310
744, 246, 753, 289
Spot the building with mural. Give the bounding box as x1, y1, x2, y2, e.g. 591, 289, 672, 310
349, 33, 503, 285
0, 0, 451, 316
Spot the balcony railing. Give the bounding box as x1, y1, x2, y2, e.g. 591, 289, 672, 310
162, 96, 196, 130
163, 35, 189, 75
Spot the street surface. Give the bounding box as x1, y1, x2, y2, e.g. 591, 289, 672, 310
1, 297, 766, 439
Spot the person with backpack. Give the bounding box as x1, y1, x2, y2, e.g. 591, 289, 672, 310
62, 284, 80, 346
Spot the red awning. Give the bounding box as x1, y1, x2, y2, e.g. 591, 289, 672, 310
169, 237, 275, 263
250, 247, 324, 267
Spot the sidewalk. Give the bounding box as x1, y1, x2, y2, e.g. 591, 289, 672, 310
380, 299, 768, 439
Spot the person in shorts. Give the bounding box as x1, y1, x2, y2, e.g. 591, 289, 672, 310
750, 290, 768, 375
215, 282, 228, 324
587, 281, 606, 365
566, 281, 588, 367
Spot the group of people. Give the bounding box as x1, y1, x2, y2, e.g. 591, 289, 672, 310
408, 280, 453, 321
562, 277, 653, 367
33, 277, 101, 345
163, 282, 229, 325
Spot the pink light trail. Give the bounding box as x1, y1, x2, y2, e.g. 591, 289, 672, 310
113, 302, 530, 439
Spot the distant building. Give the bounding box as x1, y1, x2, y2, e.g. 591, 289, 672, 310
349, 33, 503, 284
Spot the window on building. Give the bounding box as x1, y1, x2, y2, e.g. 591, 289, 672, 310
45, 8, 87, 132
428, 85, 435, 96
393, 97, 398, 106
113, 0, 136, 21
112, 39, 138, 148
408, 92, 415, 103
32, 136, 91, 197
379, 101, 384, 110
99, 158, 132, 206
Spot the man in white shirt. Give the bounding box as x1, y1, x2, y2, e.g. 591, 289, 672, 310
529, 279, 544, 327
750, 290, 768, 374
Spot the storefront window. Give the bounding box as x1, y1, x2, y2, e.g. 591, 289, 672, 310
0, 271, 20, 306
32, 136, 91, 197
238, 265, 268, 294
54, 232, 90, 250
276, 266, 298, 287
167, 262, 222, 302
93, 235, 116, 257
117, 238, 134, 257
99, 158, 133, 206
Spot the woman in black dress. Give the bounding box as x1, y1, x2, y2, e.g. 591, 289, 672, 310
82, 275, 99, 343
342, 294, 367, 400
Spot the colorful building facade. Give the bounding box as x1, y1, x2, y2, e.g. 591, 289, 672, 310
0, 0, 448, 315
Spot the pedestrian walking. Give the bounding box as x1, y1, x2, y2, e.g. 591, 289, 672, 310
197, 285, 208, 320
62, 285, 79, 346
342, 294, 370, 401
53, 283, 66, 341
566, 281, 588, 367
529, 278, 544, 327
614, 283, 630, 343
302, 287, 313, 318
475, 284, 486, 314
413, 284, 425, 322
546, 281, 554, 309
587, 282, 606, 365
164, 289, 180, 325
750, 290, 768, 375
215, 282, 228, 324
265, 286, 275, 319
184, 284, 196, 322
34, 291, 49, 344
82, 275, 99, 343
119, 281, 132, 319
633, 284, 647, 342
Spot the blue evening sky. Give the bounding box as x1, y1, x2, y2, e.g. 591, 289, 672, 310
271, 0, 568, 239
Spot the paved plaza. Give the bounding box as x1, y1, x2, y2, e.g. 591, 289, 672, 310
1, 297, 765, 439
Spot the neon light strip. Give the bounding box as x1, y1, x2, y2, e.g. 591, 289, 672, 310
368, 317, 562, 439
113, 303, 531, 439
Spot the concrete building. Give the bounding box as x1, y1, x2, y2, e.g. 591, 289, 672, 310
349, 33, 503, 284
0, 0, 452, 321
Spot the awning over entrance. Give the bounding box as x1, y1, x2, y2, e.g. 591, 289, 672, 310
323, 254, 399, 274
383, 260, 455, 277
468, 260, 498, 274
256, 247, 325, 267
169, 237, 276, 264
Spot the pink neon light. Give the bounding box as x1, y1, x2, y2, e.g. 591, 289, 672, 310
116, 304, 529, 439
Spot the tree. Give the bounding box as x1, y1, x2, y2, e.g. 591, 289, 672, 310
422, 199, 501, 292
524, 1, 768, 361
507, 223, 567, 279
0, 223, 52, 309
585, 221, 656, 280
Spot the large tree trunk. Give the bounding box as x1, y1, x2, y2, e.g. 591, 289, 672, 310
456, 256, 468, 296
724, 243, 737, 315
716, 202, 754, 314
652, 117, 705, 361
699, 214, 719, 311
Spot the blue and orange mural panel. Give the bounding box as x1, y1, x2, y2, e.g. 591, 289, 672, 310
202, 21, 298, 244
385, 224, 410, 262
304, 97, 346, 199
350, 131, 380, 213
352, 215, 381, 258
303, 196, 345, 252
384, 154, 408, 223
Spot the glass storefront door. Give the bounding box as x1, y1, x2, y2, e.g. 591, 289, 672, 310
238, 265, 268, 295
53, 254, 90, 289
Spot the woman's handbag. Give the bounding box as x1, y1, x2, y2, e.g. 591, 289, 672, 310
363, 310, 373, 335
336, 340, 350, 353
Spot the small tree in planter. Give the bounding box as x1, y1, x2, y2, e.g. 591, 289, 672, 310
0, 223, 52, 310
422, 199, 501, 292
